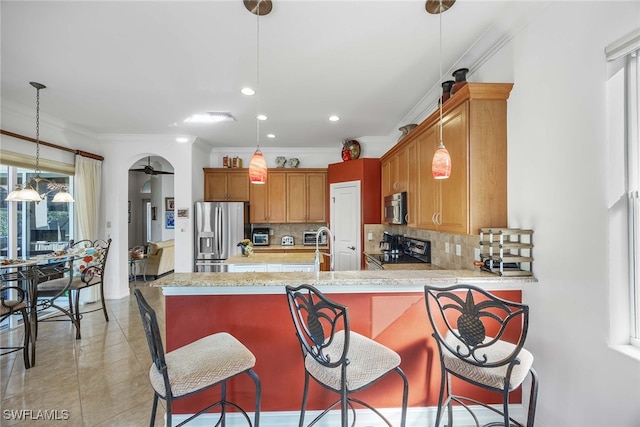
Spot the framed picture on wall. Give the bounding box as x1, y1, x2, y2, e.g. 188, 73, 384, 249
165, 197, 175, 211
165, 212, 175, 229
151, 207, 157, 220
177, 208, 189, 218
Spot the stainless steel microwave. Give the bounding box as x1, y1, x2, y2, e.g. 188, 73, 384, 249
384, 192, 407, 225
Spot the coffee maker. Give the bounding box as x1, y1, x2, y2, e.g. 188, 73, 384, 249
380, 232, 403, 258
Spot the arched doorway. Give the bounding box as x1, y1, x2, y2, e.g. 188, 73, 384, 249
128, 156, 174, 281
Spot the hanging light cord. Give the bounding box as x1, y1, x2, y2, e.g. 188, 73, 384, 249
34, 86, 42, 177
438, 0, 444, 147
256, 9, 261, 151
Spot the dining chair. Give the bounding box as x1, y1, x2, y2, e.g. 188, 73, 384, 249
36, 238, 111, 339
0, 285, 32, 368
424, 284, 539, 427
285, 284, 408, 427
134, 288, 261, 427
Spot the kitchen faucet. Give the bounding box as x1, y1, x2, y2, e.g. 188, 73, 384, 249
314, 226, 334, 272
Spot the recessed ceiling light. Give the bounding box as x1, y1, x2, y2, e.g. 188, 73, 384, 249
267, 134, 276, 139
176, 137, 189, 143
241, 87, 256, 96
329, 115, 340, 122
256, 114, 268, 121
184, 112, 236, 123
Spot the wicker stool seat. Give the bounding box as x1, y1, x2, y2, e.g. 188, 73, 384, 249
150, 332, 256, 398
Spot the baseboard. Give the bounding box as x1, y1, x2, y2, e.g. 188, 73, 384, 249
168, 404, 526, 426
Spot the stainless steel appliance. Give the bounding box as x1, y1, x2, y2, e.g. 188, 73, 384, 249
366, 236, 431, 270
252, 228, 270, 246
194, 202, 250, 272
384, 192, 407, 225
303, 230, 327, 246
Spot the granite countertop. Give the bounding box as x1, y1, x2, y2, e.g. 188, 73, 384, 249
225, 252, 316, 265
152, 269, 536, 295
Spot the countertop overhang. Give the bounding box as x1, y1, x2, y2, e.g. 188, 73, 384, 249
152, 270, 536, 296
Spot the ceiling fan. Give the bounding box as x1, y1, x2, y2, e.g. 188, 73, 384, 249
130, 157, 174, 175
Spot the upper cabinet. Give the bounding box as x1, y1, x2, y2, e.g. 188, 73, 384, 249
286, 170, 327, 223
382, 83, 512, 235
249, 171, 287, 223
250, 169, 327, 224
204, 169, 250, 201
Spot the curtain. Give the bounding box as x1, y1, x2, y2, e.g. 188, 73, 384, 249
74, 155, 102, 302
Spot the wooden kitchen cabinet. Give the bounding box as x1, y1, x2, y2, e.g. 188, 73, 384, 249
286, 170, 327, 223
387, 83, 512, 234
203, 168, 249, 201
381, 148, 407, 197
249, 171, 287, 223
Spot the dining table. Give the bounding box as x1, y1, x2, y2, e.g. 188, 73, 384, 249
0, 252, 80, 366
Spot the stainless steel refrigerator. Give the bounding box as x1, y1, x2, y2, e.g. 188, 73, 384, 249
194, 201, 250, 272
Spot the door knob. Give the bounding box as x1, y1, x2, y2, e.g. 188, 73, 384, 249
348, 246, 356, 250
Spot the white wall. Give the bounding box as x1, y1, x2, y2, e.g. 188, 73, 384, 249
474, 2, 640, 426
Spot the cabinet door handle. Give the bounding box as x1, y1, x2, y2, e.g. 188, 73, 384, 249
432, 213, 437, 224
436, 212, 442, 225
348, 246, 356, 250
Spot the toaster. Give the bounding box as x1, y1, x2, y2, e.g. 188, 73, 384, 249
281, 235, 295, 246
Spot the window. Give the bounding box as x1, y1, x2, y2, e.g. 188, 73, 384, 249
607, 29, 640, 350
0, 165, 74, 259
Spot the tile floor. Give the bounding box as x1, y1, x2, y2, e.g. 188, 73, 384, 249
1, 283, 165, 426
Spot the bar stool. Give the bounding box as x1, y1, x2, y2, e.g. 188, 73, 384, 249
286, 284, 408, 427
424, 284, 539, 427
134, 289, 261, 427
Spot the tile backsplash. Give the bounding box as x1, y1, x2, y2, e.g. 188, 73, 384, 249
364, 224, 480, 270
253, 223, 327, 246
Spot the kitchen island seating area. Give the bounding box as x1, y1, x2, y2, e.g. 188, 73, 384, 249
133, 289, 262, 427
424, 284, 538, 427
285, 284, 408, 427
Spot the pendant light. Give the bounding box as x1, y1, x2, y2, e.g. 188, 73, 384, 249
429, 0, 453, 180
246, 0, 272, 185
5, 82, 75, 202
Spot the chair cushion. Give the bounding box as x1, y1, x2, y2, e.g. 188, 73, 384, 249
149, 332, 256, 398
0, 300, 27, 316
38, 276, 72, 291
442, 331, 534, 391
304, 330, 401, 392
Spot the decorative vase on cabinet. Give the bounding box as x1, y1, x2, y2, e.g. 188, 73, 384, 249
450, 68, 469, 96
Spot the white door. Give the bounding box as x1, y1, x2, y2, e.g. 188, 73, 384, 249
330, 181, 361, 271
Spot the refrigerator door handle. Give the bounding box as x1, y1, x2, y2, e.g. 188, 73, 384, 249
216, 206, 222, 256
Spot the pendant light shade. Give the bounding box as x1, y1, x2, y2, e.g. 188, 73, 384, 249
51, 189, 75, 203
249, 150, 267, 184
432, 142, 451, 179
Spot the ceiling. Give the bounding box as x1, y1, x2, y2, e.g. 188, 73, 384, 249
1, 1, 540, 151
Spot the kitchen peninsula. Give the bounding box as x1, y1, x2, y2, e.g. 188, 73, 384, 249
152, 270, 535, 424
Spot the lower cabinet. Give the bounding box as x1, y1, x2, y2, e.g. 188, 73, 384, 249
228, 263, 314, 272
